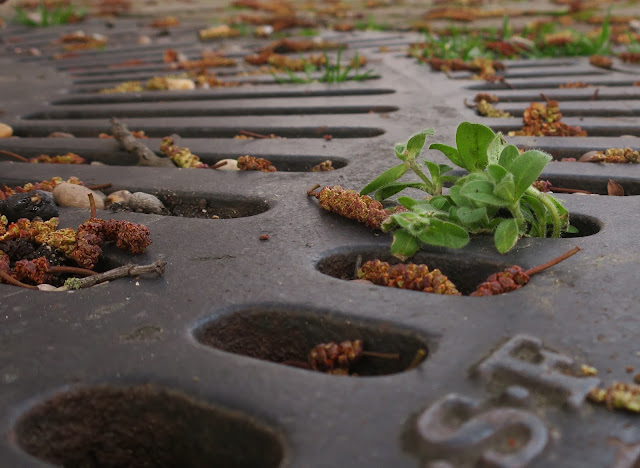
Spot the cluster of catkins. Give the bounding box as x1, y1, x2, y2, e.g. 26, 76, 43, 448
309, 185, 406, 230
509, 101, 587, 137
1, 177, 83, 200
159, 136, 208, 168
0, 215, 151, 286
309, 340, 364, 375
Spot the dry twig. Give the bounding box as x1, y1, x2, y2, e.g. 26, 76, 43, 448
110, 118, 175, 167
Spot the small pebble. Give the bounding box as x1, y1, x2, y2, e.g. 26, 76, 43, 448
0, 123, 13, 138
128, 192, 166, 214
579, 151, 601, 162
215, 158, 239, 171
52, 183, 105, 210
47, 132, 75, 138
0, 190, 58, 222
138, 35, 152, 45
105, 190, 132, 207
165, 78, 195, 90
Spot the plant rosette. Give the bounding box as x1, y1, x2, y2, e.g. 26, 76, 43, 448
360, 122, 574, 259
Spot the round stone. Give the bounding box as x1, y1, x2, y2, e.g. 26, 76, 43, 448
52, 183, 105, 210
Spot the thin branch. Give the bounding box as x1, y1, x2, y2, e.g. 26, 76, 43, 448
88, 193, 96, 218
0, 150, 29, 162
525, 246, 581, 277
64, 259, 166, 289
0, 270, 39, 290
86, 183, 112, 191
49, 266, 98, 276
210, 160, 228, 169
110, 117, 175, 168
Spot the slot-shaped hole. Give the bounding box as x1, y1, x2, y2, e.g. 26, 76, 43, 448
539, 176, 640, 196
194, 306, 431, 376
120, 191, 270, 219
317, 248, 509, 296
12, 384, 286, 468
564, 213, 602, 238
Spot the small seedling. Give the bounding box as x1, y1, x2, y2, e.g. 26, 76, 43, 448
360, 122, 574, 258
270, 48, 374, 84
13, 4, 85, 27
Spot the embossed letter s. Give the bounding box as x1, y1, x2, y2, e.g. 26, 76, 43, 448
416, 394, 548, 468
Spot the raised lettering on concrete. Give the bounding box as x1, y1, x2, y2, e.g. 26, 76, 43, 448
416, 393, 548, 468
475, 334, 600, 408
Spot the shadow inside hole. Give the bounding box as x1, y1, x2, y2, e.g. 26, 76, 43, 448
13, 384, 286, 468
111, 192, 269, 219
317, 248, 512, 296
194, 306, 430, 377
542, 175, 640, 196
563, 213, 602, 238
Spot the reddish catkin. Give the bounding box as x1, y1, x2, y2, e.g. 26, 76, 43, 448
470, 265, 530, 296
471, 247, 581, 296
309, 340, 364, 373
237, 155, 277, 172
358, 259, 461, 296
13, 257, 50, 284
307, 185, 404, 230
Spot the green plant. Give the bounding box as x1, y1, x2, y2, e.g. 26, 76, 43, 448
13, 4, 85, 27
360, 123, 573, 258
270, 49, 374, 84
354, 16, 389, 32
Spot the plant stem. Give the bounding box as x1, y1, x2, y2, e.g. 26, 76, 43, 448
527, 186, 563, 237
525, 246, 580, 276
361, 351, 401, 359
49, 266, 98, 276
87, 193, 97, 218
210, 160, 228, 169
0, 150, 29, 162
409, 162, 435, 194
86, 183, 112, 191
0, 270, 39, 290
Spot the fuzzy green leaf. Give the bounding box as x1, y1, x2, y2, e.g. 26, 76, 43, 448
498, 144, 520, 169
406, 128, 435, 159
460, 180, 511, 206
494, 173, 516, 203
391, 229, 420, 260
487, 164, 508, 183
374, 182, 425, 201
455, 122, 495, 172
429, 143, 464, 168
509, 150, 552, 200
494, 218, 520, 253
395, 143, 408, 160
487, 133, 507, 165
360, 163, 409, 195
416, 219, 469, 249
456, 206, 488, 225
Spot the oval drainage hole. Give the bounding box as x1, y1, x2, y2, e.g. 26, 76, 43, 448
316, 242, 592, 297
108, 192, 269, 219
538, 177, 640, 196
318, 249, 510, 296
13, 384, 286, 468
194, 306, 430, 377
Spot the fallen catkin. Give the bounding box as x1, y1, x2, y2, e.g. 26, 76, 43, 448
470, 265, 530, 296
308, 185, 404, 230
358, 260, 461, 296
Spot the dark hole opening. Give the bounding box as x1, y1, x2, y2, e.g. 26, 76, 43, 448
13, 384, 286, 468
195, 306, 430, 377
317, 248, 511, 296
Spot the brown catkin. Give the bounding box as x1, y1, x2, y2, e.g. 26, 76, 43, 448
470, 265, 530, 296
358, 259, 461, 295
313, 186, 399, 230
